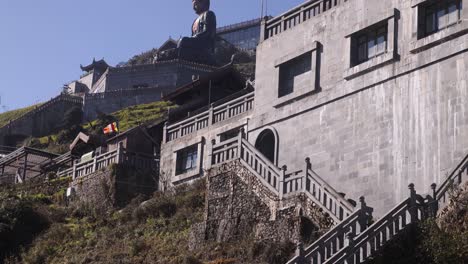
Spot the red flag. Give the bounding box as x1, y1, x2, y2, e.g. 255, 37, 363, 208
103, 122, 118, 134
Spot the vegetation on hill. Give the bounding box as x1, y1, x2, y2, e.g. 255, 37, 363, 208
26, 101, 174, 154
0, 178, 294, 264
368, 182, 468, 264
0, 103, 43, 128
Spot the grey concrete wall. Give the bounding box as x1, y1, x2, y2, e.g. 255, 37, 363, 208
160, 111, 252, 186
0, 95, 83, 146
98, 61, 216, 93
250, 0, 468, 216
82, 87, 170, 121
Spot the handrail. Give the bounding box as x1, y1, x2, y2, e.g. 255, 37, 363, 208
165, 92, 254, 142
263, 0, 344, 40
322, 198, 411, 264
307, 168, 356, 218
0, 94, 83, 130
435, 153, 468, 203
210, 134, 359, 224
287, 205, 370, 264
71, 147, 159, 180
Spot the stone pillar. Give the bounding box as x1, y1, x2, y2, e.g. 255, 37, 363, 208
358, 196, 371, 232
260, 18, 267, 42
279, 165, 287, 200
208, 103, 214, 125
303, 157, 311, 192
237, 128, 245, 159
345, 232, 356, 264
162, 122, 168, 143
430, 183, 438, 217
295, 242, 305, 264
209, 139, 216, 168
22, 153, 28, 183
72, 159, 77, 180
408, 183, 418, 223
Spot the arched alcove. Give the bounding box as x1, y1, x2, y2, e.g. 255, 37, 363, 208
254, 128, 278, 164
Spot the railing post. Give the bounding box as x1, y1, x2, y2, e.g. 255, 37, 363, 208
430, 183, 438, 217
280, 165, 287, 200
163, 122, 168, 143
260, 17, 267, 42
92, 154, 98, 173
358, 196, 372, 232
304, 157, 311, 192
117, 142, 123, 164
210, 139, 216, 166
208, 103, 214, 125
295, 242, 305, 264
72, 160, 77, 180
408, 183, 418, 223
346, 232, 356, 264
238, 128, 245, 159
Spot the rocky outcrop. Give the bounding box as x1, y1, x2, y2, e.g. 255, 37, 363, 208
190, 160, 333, 250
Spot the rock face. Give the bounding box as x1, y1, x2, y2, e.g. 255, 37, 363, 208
190, 160, 333, 250
70, 164, 156, 210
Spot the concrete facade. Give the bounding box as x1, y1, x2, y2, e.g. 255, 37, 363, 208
249, 0, 468, 216
0, 95, 83, 146
160, 109, 252, 186
91, 60, 216, 93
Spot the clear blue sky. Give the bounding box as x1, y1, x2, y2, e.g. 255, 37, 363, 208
0, 0, 304, 112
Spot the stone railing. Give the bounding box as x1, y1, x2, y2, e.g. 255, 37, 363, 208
282, 162, 356, 221
210, 131, 356, 222
317, 184, 435, 264
0, 94, 83, 130
0, 145, 16, 156
66, 144, 158, 180
435, 153, 468, 208
165, 92, 254, 142
286, 197, 372, 264
262, 0, 346, 41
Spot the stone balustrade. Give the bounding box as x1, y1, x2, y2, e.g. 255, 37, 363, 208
262, 0, 347, 41
65, 145, 158, 180
210, 130, 357, 223
165, 92, 254, 142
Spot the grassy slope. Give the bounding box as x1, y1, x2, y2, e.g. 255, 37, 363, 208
0, 103, 43, 128
1, 179, 293, 264
31, 100, 173, 153
110, 100, 173, 132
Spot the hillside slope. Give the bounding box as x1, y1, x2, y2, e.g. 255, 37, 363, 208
0, 103, 43, 128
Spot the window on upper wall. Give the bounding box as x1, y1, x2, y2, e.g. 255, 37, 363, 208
418, 0, 463, 39
278, 52, 312, 97
175, 145, 198, 175
351, 22, 388, 67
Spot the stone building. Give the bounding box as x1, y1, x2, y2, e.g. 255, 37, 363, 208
160, 0, 468, 217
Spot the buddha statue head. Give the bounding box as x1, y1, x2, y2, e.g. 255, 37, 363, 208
192, 0, 210, 15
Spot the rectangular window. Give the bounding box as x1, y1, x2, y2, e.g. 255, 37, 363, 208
278, 52, 312, 97
418, 0, 463, 39
176, 145, 198, 175
351, 23, 388, 66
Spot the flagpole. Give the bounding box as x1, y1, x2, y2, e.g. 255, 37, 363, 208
261, 0, 264, 18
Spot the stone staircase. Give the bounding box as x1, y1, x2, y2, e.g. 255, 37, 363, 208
209, 130, 468, 264
210, 130, 358, 224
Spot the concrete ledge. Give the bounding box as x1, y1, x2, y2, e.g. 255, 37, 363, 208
274, 41, 319, 67
273, 89, 319, 109
344, 52, 396, 80
171, 168, 202, 184
410, 0, 428, 8
410, 21, 468, 54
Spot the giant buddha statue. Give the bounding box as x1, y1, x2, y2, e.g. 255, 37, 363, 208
155, 0, 217, 64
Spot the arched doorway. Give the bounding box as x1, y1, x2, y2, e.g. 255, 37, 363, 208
255, 129, 277, 164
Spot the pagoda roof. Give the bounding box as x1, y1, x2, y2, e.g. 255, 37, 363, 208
80, 58, 110, 72
159, 38, 178, 52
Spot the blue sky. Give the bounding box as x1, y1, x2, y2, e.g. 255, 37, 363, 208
0, 0, 304, 112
